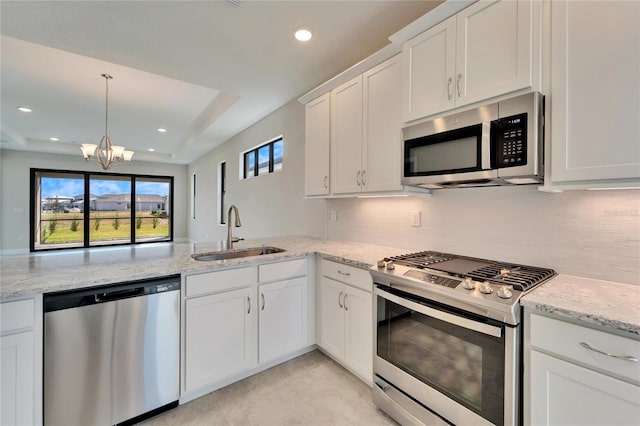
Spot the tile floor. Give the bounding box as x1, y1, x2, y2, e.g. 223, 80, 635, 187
141, 350, 397, 426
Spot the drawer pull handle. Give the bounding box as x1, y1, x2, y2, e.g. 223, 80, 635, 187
338, 291, 344, 308
247, 295, 251, 314
580, 342, 638, 362
337, 270, 351, 277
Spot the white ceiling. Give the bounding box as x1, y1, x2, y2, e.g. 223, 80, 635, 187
0, 0, 441, 164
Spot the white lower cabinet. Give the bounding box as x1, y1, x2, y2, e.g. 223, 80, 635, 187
182, 257, 312, 400
258, 277, 307, 364
318, 259, 373, 383
526, 311, 640, 425
530, 351, 640, 425
184, 286, 257, 393
0, 297, 42, 426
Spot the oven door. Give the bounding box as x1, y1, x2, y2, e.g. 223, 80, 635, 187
373, 286, 519, 426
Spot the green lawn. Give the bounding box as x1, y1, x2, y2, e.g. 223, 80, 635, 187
40, 210, 169, 245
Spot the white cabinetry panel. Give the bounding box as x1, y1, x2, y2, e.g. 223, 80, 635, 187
305, 93, 331, 196
1, 332, 34, 426
184, 287, 256, 393
259, 277, 306, 363
530, 351, 640, 426
403, 0, 533, 122
331, 76, 364, 194
549, 0, 640, 185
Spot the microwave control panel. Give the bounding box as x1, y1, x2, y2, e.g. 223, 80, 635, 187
492, 112, 527, 168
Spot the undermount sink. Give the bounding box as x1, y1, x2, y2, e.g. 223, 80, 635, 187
191, 246, 285, 261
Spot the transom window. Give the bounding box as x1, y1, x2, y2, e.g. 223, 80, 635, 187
242, 136, 283, 179
31, 169, 173, 251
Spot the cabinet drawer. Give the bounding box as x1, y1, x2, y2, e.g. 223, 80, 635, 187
320, 259, 372, 292
259, 258, 307, 283
530, 314, 640, 383
186, 267, 255, 298
1, 298, 35, 333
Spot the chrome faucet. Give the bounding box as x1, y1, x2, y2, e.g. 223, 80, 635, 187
226, 204, 244, 249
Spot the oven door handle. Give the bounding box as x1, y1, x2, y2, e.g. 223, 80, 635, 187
375, 287, 502, 338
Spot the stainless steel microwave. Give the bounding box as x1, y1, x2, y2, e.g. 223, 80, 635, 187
402, 92, 544, 189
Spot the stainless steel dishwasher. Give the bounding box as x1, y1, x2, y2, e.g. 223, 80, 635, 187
44, 275, 180, 426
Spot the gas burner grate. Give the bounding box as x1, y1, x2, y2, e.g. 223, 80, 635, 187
466, 262, 556, 292
385, 251, 454, 269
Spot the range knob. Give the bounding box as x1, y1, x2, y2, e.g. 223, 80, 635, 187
386, 261, 395, 271
478, 281, 493, 294
462, 277, 475, 290
497, 285, 513, 299
377, 260, 386, 269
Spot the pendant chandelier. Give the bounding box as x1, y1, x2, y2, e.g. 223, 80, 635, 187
80, 74, 134, 170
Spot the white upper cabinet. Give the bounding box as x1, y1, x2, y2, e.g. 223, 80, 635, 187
403, 16, 456, 121
331, 76, 364, 194
548, 0, 640, 187
331, 55, 403, 195
304, 93, 331, 196
403, 0, 533, 122
362, 56, 404, 193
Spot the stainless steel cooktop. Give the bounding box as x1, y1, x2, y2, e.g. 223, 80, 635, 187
371, 250, 556, 325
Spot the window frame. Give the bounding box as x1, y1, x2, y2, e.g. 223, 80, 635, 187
241, 136, 283, 179
30, 168, 174, 252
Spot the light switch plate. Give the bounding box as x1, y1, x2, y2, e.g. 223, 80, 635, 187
410, 210, 421, 227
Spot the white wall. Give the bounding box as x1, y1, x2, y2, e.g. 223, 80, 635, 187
188, 99, 326, 243
326, 186, 640, 285
0, 149, 189, 252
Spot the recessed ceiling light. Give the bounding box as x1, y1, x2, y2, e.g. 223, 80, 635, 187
18, 106, 32, 113
157, 128, 167, 133
294, 28, 313, 42
148, 148, 155, 152
49, 137, 59, 141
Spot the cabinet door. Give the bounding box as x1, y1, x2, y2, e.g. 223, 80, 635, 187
305, 94, 331, 195
1, 332, 34, 426
456, 0, 532, 107
344, 286, 373, 384
550, 0, 640, 183
319, 277, 345, 360
184, 287, 256, 393
403, 16, 456, 121
362, 55, 403, 193
258, 277, 306, 364
331, 75, 363, 194
530, 351, 640, 425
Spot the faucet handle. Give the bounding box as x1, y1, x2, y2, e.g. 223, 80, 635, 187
231, 237, 244, 243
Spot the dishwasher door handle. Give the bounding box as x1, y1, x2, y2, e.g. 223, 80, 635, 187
94, 287, 144, 303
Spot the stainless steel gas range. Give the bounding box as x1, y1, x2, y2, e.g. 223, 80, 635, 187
371, 251, 555, 426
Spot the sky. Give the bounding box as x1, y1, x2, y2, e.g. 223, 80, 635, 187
41, 177, 169, 199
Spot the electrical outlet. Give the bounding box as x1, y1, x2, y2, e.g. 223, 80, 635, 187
330, 210, 337, 221
410, 210, 421, 227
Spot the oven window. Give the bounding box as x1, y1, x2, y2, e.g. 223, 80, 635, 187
377, 296, 505, 425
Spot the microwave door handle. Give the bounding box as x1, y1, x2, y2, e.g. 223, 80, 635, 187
481, 122, 491, 170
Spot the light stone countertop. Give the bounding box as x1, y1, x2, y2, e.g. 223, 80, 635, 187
520, 274, 640, 336
0, 235, 407, 299
3, 235, 639, 337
